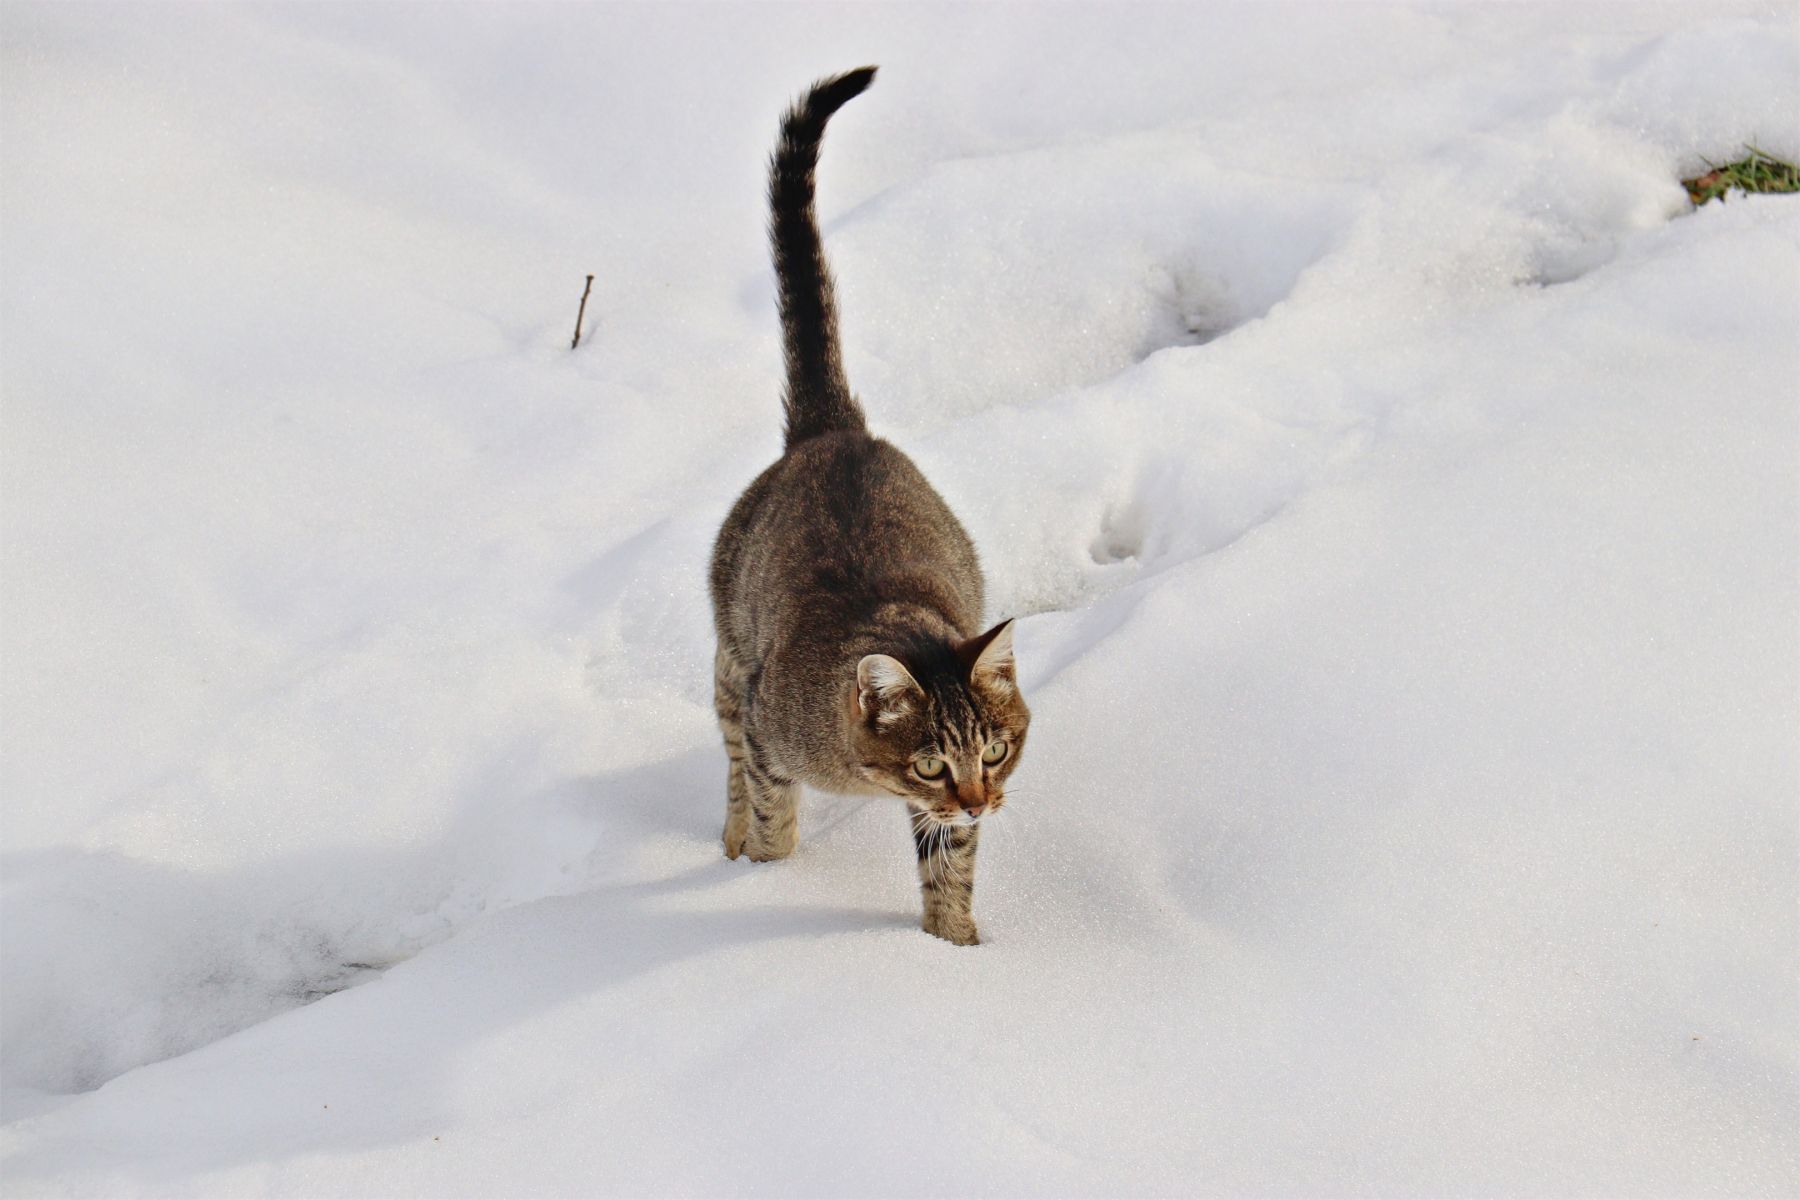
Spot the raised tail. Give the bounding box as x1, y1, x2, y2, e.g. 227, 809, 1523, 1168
769, 66, 876, 448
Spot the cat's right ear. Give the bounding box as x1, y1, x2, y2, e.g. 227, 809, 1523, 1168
856, 654, 920, 725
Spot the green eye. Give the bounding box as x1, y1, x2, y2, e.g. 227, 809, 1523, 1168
914, 756, 947, 780
982, 740, 1009, 766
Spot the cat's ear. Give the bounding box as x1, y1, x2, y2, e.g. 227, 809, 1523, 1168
959, 618, 1017, 691
856, 654, 921, 724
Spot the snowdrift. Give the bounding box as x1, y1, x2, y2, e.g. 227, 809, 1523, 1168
2, 4, 1796, 1195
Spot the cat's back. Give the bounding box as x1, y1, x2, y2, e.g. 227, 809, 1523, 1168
711, 431, 983, 645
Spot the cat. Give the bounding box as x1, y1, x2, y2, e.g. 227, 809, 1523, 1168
709, 66, 1030, 946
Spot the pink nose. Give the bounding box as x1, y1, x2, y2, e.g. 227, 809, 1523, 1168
962, 801, 986, 818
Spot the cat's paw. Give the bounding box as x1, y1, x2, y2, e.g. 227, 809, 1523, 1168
741, 827, 796, 862
728, 813, 795, 862
923, 912, 980, 946
723, 811, 749, 859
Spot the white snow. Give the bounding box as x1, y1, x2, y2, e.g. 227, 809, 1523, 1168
3, 3, 1797, 1196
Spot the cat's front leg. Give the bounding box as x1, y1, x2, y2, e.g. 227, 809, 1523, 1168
913, 820, 980, 945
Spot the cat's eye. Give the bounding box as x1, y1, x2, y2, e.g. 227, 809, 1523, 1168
982, 740, 1009, 766
914, 756, 947, 780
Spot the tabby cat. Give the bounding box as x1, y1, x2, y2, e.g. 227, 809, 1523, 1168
709, 66, 1029, 946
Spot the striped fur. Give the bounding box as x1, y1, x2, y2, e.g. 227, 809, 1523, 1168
709, 69, 1030, 945
770, 66, 874, 448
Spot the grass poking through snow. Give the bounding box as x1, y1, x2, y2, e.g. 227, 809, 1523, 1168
1683, 146, 1799, 207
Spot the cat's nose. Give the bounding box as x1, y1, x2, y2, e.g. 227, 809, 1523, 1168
964, 803, 985, 819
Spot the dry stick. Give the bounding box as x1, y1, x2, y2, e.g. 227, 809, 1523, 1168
571, 273, 595, 349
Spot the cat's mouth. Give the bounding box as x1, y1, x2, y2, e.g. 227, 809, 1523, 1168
912, 804, 991, 828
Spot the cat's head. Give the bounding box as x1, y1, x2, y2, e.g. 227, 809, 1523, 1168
849, 619, 1030, 826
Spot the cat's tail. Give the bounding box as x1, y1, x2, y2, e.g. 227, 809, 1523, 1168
770, 66, 876, 448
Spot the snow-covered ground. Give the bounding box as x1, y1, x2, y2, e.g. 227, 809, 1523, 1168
3, 3, 1797, 1195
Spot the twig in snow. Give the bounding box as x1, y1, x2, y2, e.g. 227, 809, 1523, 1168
571, 273, 595, 349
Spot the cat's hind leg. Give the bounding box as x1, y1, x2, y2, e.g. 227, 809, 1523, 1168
738, 752, 799, 862
714, 645, 754, 858
714, 645, 799, 861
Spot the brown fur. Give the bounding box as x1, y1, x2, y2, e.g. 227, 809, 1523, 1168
708, 67, 1030, 945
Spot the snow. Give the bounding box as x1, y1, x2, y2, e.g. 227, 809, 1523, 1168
2, 2, 1797, 1195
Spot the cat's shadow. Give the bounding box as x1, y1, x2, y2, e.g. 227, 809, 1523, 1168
0, 755, 920, 1183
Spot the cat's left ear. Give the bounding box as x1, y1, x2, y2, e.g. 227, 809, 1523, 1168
959, 618, 1016, 691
